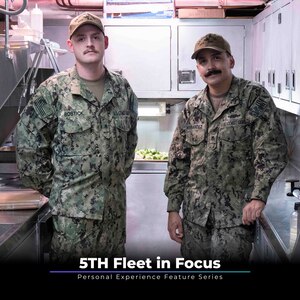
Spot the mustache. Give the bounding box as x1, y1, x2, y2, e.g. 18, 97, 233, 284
205, 69, 222, 77
84, 49, 98, 54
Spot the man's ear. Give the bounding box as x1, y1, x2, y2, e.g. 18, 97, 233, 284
104, 36, 109, 50
67, 39, 74, 53
230, 56, 235, 69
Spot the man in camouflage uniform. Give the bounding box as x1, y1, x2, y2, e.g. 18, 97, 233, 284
16, 12, 138, 264
164, 33, 287, 263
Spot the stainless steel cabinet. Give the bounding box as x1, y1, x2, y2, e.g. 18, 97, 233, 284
256, 3, 291, 101
102, 18, 252, 99
291, 0, 300, 105
104, 25, 171, 98
177, 25, 245, 91
253, 0, 300, 115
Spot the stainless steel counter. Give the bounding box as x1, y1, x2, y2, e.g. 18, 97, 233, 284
255, 162, 300, 263
1, 160, 298, 263
0, 161, 175, 263
130, 161, 300, 262
0, 174, 52, 263
131, 161, 300, 262
0, 202, 51, 263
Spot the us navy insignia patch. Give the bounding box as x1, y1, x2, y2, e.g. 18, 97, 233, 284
34, 97, 53, 118
249, 98, 267, 117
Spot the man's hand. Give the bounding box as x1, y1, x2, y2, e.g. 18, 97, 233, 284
242, 199, 265, 225
168, 211, 183, 243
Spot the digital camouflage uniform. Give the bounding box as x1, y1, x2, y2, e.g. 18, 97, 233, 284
16, 66, 138, 262
164, 76, 287, 262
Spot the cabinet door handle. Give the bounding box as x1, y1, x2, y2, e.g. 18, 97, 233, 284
277, 83, 281, 94
178, 70, 196, 84
255, 70, 260, 82
292, 70, 296, 91
286, 70, 290, 90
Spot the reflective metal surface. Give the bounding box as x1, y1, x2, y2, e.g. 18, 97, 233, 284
0, 174, 22, 190
292, 189, 300, 199
0, 169, 50, 262
126, 161, 181, 259
132, 160, 168, 174
0, 41, 41, 146
257, 162, 300, 260
0, 203, 50, 262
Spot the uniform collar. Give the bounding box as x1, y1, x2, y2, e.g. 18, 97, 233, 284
69, 66, 98, 106
69, 66, 122, 108
193, 76, 241, 121
100, 69, 124, 109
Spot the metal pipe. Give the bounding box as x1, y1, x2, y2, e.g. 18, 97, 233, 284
55, 0, 65, 9
2, 1, 28, 59
17, 50, 42, 114
55, 0, 103, 10
4, 1, 12, 60
0, 0, 27, 16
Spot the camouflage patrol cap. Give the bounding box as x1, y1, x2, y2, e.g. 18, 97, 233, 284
69, 12, 104, 38
191, 33, 231, 59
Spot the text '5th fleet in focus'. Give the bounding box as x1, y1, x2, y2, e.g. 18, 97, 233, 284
79, 257, 221, 269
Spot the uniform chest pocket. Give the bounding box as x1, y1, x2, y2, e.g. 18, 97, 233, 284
218, 124, 252, 156
185, 125, 206, 146
102, 113, 132, 139
219, 124, 251, 142
59, 117, 94, 156
114, 114, 132, 132
62, 117, 92, 133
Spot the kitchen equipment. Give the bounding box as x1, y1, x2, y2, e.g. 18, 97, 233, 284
0, 174, 46, 210
289, 202, 300, 254
0, 190, 44, 210
0, 40, 54, 147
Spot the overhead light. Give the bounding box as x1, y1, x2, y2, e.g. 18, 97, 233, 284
138, 102, 166, 117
